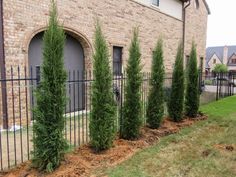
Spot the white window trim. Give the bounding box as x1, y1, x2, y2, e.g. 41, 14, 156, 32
151, 0, 160, 7
130, 0, 183, 21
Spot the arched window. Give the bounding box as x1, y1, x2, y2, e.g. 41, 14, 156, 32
28, 32, 86, 111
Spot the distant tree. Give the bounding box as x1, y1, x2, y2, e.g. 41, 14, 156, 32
147, 38, 165, 129
213, 64, 228, 73
32, 1, 68, 172
89, 22, 116, 152
121, 28, 142, 140
185, 42, 200, 117
168, 43, 185, 122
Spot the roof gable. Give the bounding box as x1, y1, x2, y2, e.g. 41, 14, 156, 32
208, 54, 221, 64
206, 53, 221, 68
229, 53, 236, 60
206, 45, 236, 67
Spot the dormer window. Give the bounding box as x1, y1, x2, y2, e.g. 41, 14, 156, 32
152, 0, 159, 7
231, 59, 236, 64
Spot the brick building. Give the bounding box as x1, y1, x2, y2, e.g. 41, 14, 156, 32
0, 0, 210, 128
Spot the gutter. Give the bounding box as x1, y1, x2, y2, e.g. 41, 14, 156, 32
182, 0, 190, 56
0, 0, 8, 129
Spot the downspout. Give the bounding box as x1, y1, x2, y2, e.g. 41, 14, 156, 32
183, 0, 190, 55
0, 0, 8, 129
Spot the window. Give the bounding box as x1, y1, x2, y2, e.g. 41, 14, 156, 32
213, 59, 216, 64
113, 46, 123, 75
194, 0, 199, 9
152, 0, 159, 6
232, 59, 236, 64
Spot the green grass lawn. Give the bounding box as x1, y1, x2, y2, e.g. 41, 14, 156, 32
97, 96, 236, 177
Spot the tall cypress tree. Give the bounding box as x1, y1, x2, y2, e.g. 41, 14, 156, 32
168, 43, 185, 122
89, 22, 116, 152
32, 1, 68, 172
185, 42, 200, 117
121, 28, 142, 140
147, 38, 165, 129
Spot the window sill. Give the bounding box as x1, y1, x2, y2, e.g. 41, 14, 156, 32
150, 4, 160, 10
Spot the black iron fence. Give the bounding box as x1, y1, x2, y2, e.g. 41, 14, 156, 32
0, 66, 235, 170
202, 71, 236, 100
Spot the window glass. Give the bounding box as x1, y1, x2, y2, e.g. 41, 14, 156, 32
213, 59, 216, 64
113, 47, 123, 75
232, 59, 236, 64
194, 0, 199, 9
152, 0, 159, 6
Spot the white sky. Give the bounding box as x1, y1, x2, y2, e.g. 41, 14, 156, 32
206, 0, 236, 47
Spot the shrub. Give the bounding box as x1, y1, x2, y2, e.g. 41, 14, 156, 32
213, 64, 228, 73
168, 43, 185, 122
204, 79, 213, 85
120, 28, 142, 140
185, 43, 200, 117
32, 1, 68, 172
146, 38, 165, 129
89, 22, 116, 152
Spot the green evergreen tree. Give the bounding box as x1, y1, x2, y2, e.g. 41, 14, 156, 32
121, 28, 142, 140
185, 43, 200, 117
168, 43, 185, 122
146, 38, 165, 129
89, 22, 116, 152
32, 1, 68, 172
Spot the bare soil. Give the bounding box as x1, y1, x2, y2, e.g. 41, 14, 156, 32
214, 144, 235, 152
1, 115, 207, 177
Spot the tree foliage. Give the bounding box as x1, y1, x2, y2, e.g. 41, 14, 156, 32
120, 28, 142, 140
213, 64, 228, 73
168, 43, 185, 122
32, 1, 68, 172
89, 22, 116, 151
147, 38, 165, 129
185, 43, 200, 117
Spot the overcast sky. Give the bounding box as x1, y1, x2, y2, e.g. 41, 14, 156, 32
206, 0, 236, 47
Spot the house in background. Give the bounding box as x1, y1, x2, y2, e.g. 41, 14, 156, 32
206, 46, 236, 72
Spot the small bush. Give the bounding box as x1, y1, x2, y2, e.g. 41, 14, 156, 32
204, 80, 213, 85
32, 1, 68, 172
185, 42, 200, 117
121, 28, 142, 140
89, 22, 116, 152
213, 64, 228, 73
147, 38, 165, 129
168, 43, 185, 122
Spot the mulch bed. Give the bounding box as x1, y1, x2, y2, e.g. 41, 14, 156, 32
1, 115, 207, 177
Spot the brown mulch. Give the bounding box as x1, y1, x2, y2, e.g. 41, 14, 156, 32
1, 115, 207, 177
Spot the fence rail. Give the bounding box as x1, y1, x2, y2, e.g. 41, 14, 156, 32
0, 66, 235, 170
